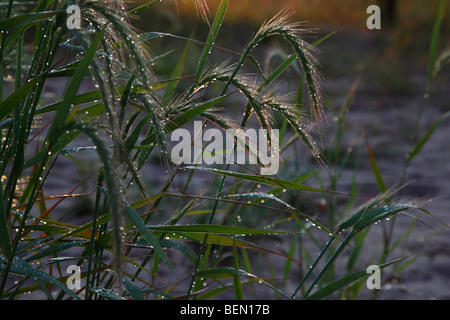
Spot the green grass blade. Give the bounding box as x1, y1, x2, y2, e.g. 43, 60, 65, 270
302, 232, 354, 299
163, 37, 191, 106
90, 287, 126, 300
0, 10, 64, 31
185, 166, 341, 195
168, 97, 232, 131
0, 256, 80, 300
36, 89, 103, 115
196, 267, 291, 299
291, 236, 335, 299
164, 232, 298, 263
172, 94, 231, 132
146, 224, 296, 236
407, 111, 450, 162
184, 167, 338, 236
125, 114, 151, 153
130, 192, 169, 210
125, 205, 175, 272
428, 0, 445, 80
258, 54, 296, 93
337, 193, 400, 231
157, 239, 200, 266
127, 0, 161, 15
196, 280, 257, 300
283, 235, 297, 284
119, 74, 137, 125
0, 74, 45, 121
0, 185, 12, 258
363, 131, 387, 194
46, 26, 106, 145
122, 277, 144, 300
195, 0, 229, 81
139, 94, 231, 148
304, 257, 407, 300
24, 240, 89, 262
225, 192, 296, 210
233, 240, 244, 300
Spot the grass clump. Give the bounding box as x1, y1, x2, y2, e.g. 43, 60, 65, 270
0, 0, 447, 300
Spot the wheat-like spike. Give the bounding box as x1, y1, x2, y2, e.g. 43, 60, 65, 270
250, 9, 325, 122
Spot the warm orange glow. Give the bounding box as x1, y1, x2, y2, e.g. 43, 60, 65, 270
130, 0, 449, 29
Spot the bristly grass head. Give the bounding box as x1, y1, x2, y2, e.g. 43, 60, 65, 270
260, 90, 323, 163
175, 0, 211, 25
82, 1, 153, 85
55, 0, 160, 289
250, 9, 325, 123
195, 58, 322, 163
192, 0, 211, 24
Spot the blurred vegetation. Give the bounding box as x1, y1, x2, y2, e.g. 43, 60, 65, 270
129, 0, 450, 83
130, 1, 444, 24
130, 0, 450, 34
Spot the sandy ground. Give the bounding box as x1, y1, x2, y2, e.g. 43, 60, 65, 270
304, 28, 450, 300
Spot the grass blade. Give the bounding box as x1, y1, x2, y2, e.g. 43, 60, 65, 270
127, 0, 161, 15
46, 26, 106, 145
362, 130, 387, 194
0, 10, 64, 31
0, 74, 46, 121
428, 0, 445, 80
24, 240, 89, 262
0, 256, 80, 300
185, 166, 342, 195
0, 185, 12, 258
195, 0, 229, 81
304, 257, 407, 300
123, 277, 144, 300
196, 267, 291, 299
163, 34, 191, 106
146, 224, 296, 236
125, 205, 175, 272
90, 287, 126, 300
407, 111, 450, 162
139, 94, 231, 148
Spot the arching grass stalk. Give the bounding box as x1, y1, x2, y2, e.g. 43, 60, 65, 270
186, 9, 326, 298
302, 231, 354, 299
296, 198, 422, 299
220, 10, 324, 122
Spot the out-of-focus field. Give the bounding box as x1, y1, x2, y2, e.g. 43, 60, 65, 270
129, 0, 450, 80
